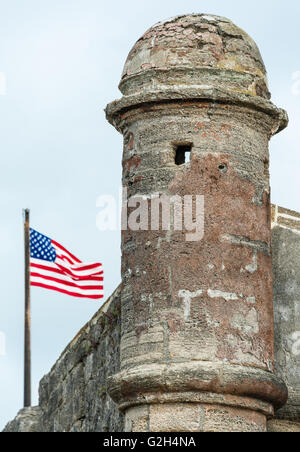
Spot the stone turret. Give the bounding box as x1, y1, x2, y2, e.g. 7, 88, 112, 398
105, 14, 288, 432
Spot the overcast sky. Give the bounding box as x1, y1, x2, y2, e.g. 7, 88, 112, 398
0, 0, 300, 430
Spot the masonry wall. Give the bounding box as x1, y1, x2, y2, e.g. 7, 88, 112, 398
4, 286, 124, 432
268, 206, 300, 432
4, 206, 300, 432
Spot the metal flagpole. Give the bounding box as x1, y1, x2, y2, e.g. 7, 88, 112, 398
23, 208, 31, 407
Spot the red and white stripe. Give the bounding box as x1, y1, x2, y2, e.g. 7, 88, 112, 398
30, 240, 103, 300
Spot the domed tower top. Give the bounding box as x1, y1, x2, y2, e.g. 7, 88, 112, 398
106, 14, 287, 133
120, 14, 269, 99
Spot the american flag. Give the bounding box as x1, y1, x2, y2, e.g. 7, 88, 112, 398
29, 228, 103, 300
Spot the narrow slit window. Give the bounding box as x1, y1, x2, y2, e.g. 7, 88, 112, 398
175, 145, 192, 166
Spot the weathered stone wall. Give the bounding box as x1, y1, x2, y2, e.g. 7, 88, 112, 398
4, 286, 124, 432
3, 407, 42, 432
268, 206, 300, 432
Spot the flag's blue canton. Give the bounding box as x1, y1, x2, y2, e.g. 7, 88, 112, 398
29, 228, 56, 262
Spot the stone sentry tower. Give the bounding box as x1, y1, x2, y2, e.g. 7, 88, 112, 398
106, 14, 288, 432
